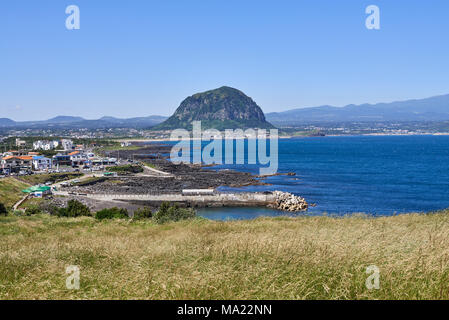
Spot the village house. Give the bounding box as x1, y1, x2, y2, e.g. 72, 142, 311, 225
1, 155, 33, 173
32, 156, 52, 171
4, 150, 29, 157
68, 151, 89, 166
91, 157, 117, 167
52, 153, 72, 166
15, 138, 26, 148
22, 185, 52, 198
28, 152, 40, 157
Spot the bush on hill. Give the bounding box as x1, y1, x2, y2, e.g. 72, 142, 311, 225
57, 200, 91, 217
133, 207, 152, 220
153, 202, 196, 224
0, 203, 7, 216
95, 207, 129, 220
25, 205, 42, 216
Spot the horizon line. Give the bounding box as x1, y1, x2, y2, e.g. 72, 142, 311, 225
3, 92, 449, 123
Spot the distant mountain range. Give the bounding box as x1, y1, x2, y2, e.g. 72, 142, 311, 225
0, 115, 168, 129
2, 93, 449, 130
266, 94, 449, 125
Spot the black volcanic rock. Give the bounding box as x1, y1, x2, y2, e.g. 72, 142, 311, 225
154, 86, 274, 130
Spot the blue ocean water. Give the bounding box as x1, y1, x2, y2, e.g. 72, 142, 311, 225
163, 136, 449, 220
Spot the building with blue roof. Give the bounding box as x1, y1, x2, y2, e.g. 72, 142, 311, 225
32, 156, 52, 171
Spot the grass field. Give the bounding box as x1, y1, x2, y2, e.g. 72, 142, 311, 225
1, 211, 449, 299
94, 144, 141, 156
16, 173, 84, 185
0, 178, 30, 208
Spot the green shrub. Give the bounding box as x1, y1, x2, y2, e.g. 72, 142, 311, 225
133, 207, 152, 220
40, 203, 60, 216
57, 207, 69, 217
153, 202, 196, 224
57, 200, 91, 217
95, 207, 129, 220
0, 203, 7, 216
25, 205, 42, 216
13, 210, 25, 216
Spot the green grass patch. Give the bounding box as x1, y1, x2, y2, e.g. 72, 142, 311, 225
108, 165, 143, 174
17, 173, 83, 185
93, 143, 141, 156
0, 178, 30, 209
142, 161, 158, 169
72, 176, 107, 186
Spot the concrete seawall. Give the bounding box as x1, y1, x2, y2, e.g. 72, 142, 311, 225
55, 191, 275, 208
53, 191, 308, 211
92, 192, 275, 208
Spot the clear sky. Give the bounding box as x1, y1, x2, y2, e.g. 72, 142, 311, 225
1, 0, 449, 121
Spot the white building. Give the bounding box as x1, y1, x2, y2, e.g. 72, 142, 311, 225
33, 140, 59, 151
15, 138, 26, 147
32, 156, 52, 171
61, 139, 73, 151
69, 151, 89, 166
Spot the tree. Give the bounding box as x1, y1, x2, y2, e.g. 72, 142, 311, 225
57, 200, 91, 217
133, 207, 152, 220
0, 203, 7, 216
153, 202, 196, 224
95, 207, 129, 220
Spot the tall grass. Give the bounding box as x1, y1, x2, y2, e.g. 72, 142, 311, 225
17, 173, 83, 185
1, 211, 449, 299
0, 178, 29, 208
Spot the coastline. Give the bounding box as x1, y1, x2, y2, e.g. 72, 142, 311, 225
119, 132, 449, 143
84, 135, 449, 218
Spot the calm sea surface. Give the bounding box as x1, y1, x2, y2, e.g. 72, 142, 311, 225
162, 136, 449, 220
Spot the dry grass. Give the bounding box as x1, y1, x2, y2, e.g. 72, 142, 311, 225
1, 211, 449, 299
0, 178, 30, 208
16, 173, 83, 185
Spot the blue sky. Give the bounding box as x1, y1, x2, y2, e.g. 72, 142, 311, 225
1, 0, 449, 120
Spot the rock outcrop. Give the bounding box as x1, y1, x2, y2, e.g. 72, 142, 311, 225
153, 86, 275, 130
268, 191, 308, 212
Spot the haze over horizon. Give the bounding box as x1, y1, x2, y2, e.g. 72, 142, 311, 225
2, 0, 449, 121
3, 92, 449, 123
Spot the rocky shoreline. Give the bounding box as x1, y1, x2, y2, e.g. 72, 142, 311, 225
75, 143, 310, 213
89, 143, 268, 194
268, 191, 308, 212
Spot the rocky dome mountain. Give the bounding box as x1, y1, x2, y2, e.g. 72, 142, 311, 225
153, 86, 274, 130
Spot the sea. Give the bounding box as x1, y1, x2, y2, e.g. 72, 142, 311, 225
160, 135, 449, 220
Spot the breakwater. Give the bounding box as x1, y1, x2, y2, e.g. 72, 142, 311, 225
54, 191, 308, 211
